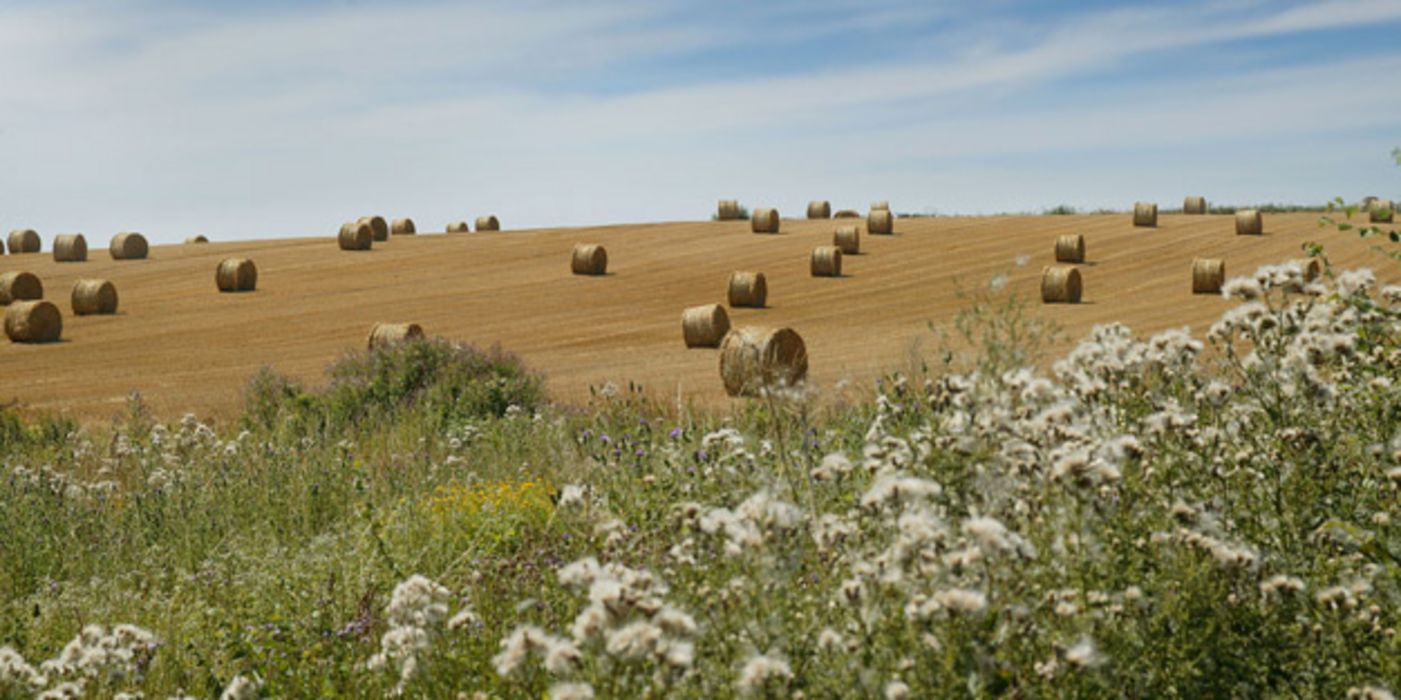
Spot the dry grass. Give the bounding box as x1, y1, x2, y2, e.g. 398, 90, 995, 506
338, 222, 373, 251
72, 279, 119, 315
110, 233, 149, 260
1133, 202, 1158, 227
810, 246, 842, 277
718, 325, 807, 396
4, 300, 62, 343
1054, 234, 1085, 263
0, 271, 43, 305
1235, 209, 1263, 236
751, 208, 780, 234
833, 225, 860, 255
681, 303, 730, 348
0, 213, 1394, 418
571, 244, 608, 276
1041, 265, 1082, 303
367, 322, 424, 349
7, 229, 41, 254
1191, 258, 1225, 294
867, 209, 893, 235
728, 271, 767, 308
53, 234, 88, 262
215, 258, 257, 293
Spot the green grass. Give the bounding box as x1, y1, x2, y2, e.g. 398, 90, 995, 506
1, 269, 1398, 698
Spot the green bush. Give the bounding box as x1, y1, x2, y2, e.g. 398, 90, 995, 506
243, 338, 544, 434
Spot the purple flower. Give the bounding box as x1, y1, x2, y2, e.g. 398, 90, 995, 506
669, 427, 683, 440
600, 433, 611, 445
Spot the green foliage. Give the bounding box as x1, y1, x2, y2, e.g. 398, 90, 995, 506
1318, 196, 1401, 261
1044, 204, 1078, 215
0, 268, 1398, 698
242, 338, 545, 435
710, 206, 751, 221
936, 276, 1062, 376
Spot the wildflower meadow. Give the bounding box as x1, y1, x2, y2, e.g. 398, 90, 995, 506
2, 256, 1399, 698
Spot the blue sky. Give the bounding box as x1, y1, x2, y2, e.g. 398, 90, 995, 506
2, 0, 1400, 243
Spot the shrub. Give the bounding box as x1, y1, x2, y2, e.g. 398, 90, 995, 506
243, 338, 544, 434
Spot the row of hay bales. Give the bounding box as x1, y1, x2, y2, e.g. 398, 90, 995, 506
684, 202, 901, 396
2, 254, 257, 343
4, 230, 152, 261
336, 215, 504, 251
1136, 202, 1265, 234
1, 270, 120, 343
1137, 199, 1395, 230
740, 202, 894, 235
1041, 199, 1335, 304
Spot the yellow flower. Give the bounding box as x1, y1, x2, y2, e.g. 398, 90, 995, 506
425, 480, 554, 522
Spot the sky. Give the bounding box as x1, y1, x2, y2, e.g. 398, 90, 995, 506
2, 0, 1400, 244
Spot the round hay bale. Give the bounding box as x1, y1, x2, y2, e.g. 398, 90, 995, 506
185, 235, 209, 244
717, 200, 741, 221
1191, 258, 1224, 294
681, 303, 730, 348
807, 200, 831, 219
1054, 234, 1085, 263
718, 326, 808, 397
833, 209, 860, 219
728, 271, 767, 308
1235, 209, 1263, 236
476, 215, 500, 232
367, 322, 424, 350
53, 234, 87, 262
338, 221, 373, 251
810, 246, 842, 277
7, 229, 40, 254
871, 201, 890, 211
867, 209, 893, 235
216, 258, 257, 292
1133, 202, 1157, 227
1370, 199, 1394, 223
360, 216, 390, 241
0, 271, 43, 305
1041, 265, 1082, 303
109, 232, 148, 260
833, 225, 860, 255
1293, 258, 1322, 282
1184, 196, 1207, 215
71, 279, 118, 315
447, 221, 471, 233
4, 300, 61, 343
391, 218, 416, 235
751, 208, 780, 234
571, 243, 608, 276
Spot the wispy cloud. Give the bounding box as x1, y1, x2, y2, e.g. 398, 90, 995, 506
0, 0, 1399, 241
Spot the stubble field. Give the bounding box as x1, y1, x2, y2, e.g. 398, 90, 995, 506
2, 211, 1393, 419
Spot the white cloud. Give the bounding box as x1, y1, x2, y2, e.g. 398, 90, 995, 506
0, 0, 1399, 242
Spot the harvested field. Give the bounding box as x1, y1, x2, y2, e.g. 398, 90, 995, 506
0, 212, 1394, 419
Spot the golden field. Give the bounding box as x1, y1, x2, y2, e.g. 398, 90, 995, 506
1, 212, 1396, 420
